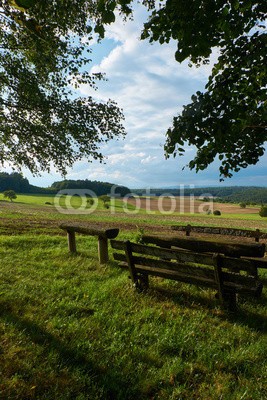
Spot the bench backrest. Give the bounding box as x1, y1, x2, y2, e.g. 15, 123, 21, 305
141, 234, 266, 258
111, 240, 263, 301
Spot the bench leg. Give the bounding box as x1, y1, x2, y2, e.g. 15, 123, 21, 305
98, 237, 109, 264
67, 230, 76, 253
248, 265, 258, 278
136, 274, 149, 291
223, 291, 237, 311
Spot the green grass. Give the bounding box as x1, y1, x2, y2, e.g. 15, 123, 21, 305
0, 193, 55, 204
0, 195, 267, 399
0, 234, 266, 400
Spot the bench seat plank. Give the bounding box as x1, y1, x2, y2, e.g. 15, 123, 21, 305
60, 223, 119, 264
60, 223, 119, 239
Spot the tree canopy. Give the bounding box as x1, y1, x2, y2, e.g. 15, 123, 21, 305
3, 189, 17, 201
0, 0, 125, 175
96, 0, 267, 179
1, 1, 266, 179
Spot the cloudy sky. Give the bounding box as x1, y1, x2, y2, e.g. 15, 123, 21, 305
24, 5, 267, 189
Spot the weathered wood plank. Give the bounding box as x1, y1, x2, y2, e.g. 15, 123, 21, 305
132, 255, 215, 281
111, 240, 265, 274
98, 237, 109, 264
242, 257, 267, 270
124, 240, 138, 284
171, 225, 263, 242
61, 223, 119, 264
131, 256, 260, 288
213, 253, 225, 305
60, 223, 119, 239
112, 250, 262, 292
123, 264, 262, 296
67, 230, 76, 253
141, 235, 265, 258
113, 252, 127, 263
111, 239, 263, 308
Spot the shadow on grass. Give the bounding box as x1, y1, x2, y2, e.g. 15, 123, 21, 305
146, 284, 267, 333
0, 307, 142, 400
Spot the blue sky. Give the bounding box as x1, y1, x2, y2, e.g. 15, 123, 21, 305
20, 5, 267, 188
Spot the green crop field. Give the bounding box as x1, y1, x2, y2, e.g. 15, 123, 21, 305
0, 194, 267, 399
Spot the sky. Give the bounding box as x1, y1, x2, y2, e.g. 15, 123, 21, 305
19, 4, 267, 189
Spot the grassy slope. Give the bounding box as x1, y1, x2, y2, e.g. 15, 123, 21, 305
0, 195, 267, 399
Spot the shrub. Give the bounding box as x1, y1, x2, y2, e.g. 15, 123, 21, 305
239, 202, 246, 208
213, 210, 221, 216
259, 206, 267, 217
135, 227, 145, 243
99, 195, 110, 203
3, 189, 17, 202
45, 201, 52, 205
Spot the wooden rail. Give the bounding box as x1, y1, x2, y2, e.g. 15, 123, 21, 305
60, 223, 119, 264
171, 224, 265, 242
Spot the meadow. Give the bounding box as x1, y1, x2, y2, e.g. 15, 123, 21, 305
0, 194, 266, 399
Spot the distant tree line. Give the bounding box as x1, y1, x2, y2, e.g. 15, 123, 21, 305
0, 173, 130, 197
2, 173, 267, 203
132, 186, 267, 204
0, 172, 32, 193
51, 180, 130, 197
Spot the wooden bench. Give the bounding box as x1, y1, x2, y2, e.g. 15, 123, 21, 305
171, 224, 265, 242
111, 239, 264, 311
60, 223, 119, 264
141, 235, 267, 278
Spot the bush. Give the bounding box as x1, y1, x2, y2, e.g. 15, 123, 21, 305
213, 210, 221, 216
239, 202, 246, 208
45, 201, 52, 205
259, 206, 267, 217
3, 189, 17, 202
99, 195, 110, 203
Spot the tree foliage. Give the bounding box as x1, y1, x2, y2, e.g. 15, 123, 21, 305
0, 171, 30, 192
0, 0, 125, 175
259, 205, 267, 217
1, 1, 266, 178
144, 0, 267, 178
95, 0, 267, 178
3, 189, 17, 201
50, 179, 130, 197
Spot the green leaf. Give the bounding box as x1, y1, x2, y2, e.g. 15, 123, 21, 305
94, 24, 105, 38
102, 11, 116, 24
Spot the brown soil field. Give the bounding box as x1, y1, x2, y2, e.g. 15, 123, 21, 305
1, 198, 266, 244
126, 196, 259, 214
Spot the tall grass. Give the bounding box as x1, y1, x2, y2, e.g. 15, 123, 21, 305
0, 231, 267, 399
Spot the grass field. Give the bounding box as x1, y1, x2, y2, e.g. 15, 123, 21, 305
0, 194, 267, 399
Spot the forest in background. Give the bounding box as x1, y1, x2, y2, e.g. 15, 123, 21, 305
1, 172, 267, 203
132, 186, 267, 204
0, 173, 130, 197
